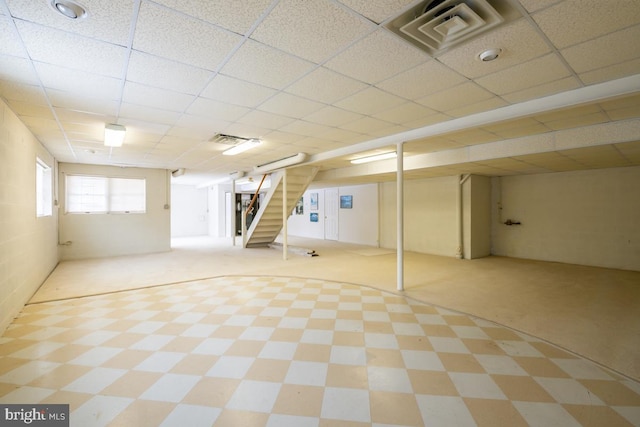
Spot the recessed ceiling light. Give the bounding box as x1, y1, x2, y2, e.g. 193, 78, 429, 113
478, 48, 502, 62
50, 0, 87, 19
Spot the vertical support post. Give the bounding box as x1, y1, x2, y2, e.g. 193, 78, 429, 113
282, 169, 288, 260
397, 142, 404, 291
231, 179, 236, 246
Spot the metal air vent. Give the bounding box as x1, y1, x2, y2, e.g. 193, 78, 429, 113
385, 0, 520, 57
209, 133, 252, 146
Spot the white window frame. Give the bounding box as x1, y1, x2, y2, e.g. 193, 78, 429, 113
65, 174, 146, 214
36, 158, 52, 217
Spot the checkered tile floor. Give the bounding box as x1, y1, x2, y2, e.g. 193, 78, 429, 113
1, 276, 639, 426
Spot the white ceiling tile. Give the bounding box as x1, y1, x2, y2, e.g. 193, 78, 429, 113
340, 116, 394, 134
236, 110, 296, 130
133, 1, 243, 70
0, 55, 38, 85
501, 76, 581, 104
561, 25, 640, 74
222, 122, 270, 139
324, 29, 428, 84
262, 130, 305, 144
319, 127, 366, 144
447, 97, 508, 118
119, 103, 182, 125
0, 19, 26, 57
201, 74, 277, 108
123, 82, 196, 112
48, 90, 118, 117
127, 51, 214, 95
186, 97, 250, 122
438, 19, 552, 79
369, 124, 410, 138
416, 82, 494, 112
532, 0, 640, 49
517, 0, 563, 13
285, 67, 368, 104
220, 39, 315, 89
337, 0, 416, 24
335, 87, 406, 115
578, 58, 640, 85
279, 120, 334, 138
403, 113, 451, 129
376, 60, 467, 100
258, 92, 325, 118
36, 62, 122, 99
151, 0, 273, 35
304, 106, 364, 127
476, 53, 572, 95
173, 114, 231, 136
251, 0, 372, 63
6, 0, 134, 45
372, 102, 438, 125
0, 81, 47, 105
16, 21, 127, 78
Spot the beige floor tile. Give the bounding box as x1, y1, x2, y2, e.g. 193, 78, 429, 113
462, 338, 507, 355
563, 403, 635, 427
422, 324, 457, 337
215, 409, 269, 426
272, 384, 324, 417
101, 371, 164, 398
170, 354, 217, 376
332, 331, 364, 346
325, 364, 368, 389
101, 349, 154, 370
492, 374, 555, 402
579, 379, 640, 406
108, 399, 175, 427
370, 390, 424, 425
438, 353, 486, 373
514, 356, 572, 378
365, 348, 405, 367
410, 369, 460, 396
530, 341, 578, 359
182, 377, 240, 407
225, 340, 265, 357
28, 364, 92, 389
245, 359, 290, 383
464, 397, 530, 427
294, 343, 331, 362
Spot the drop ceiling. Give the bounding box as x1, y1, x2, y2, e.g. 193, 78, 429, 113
0, 0, 639, 186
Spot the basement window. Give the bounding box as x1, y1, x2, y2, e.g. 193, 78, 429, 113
65, 175, 146, 214
36, 158, 52, 217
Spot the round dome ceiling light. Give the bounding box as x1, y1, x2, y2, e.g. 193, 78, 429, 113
50, 0, 87, 19
478, 48, 502, 62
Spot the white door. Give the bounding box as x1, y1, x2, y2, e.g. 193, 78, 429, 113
324, 188, 339, 240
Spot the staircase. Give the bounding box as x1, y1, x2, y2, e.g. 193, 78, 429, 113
244, 165, 319, 248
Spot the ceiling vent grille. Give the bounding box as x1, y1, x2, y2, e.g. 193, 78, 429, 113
384, 0, 520, 57
209, 133, 252, 146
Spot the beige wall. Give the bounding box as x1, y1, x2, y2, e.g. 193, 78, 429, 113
0, 99, 58, 332
59, 163, 171, 260
491, 166, 640, 271
380, 176, 460, 256
465, 175, 492, 259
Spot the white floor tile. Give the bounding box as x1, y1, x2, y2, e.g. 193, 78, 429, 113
474, 354, 528, 376
129, 334, 175, 351
277, 317, 308, 329
226, 380, 281, 413
496, 340, 544, 357
535, 377, 605, 405
391, 322, 424, 336
448, 372, 507, 399
284, 361, 328, 386
63, 367, 127, 394
181, 324, 219, 338
159, 404, 221, 427
330, 345, 367, 366
415, 395, 475, 427
513, 402, 582, 427
259, 341, 298, 360
0, 386, 55, 404
224, 315, 257, 326
192, 338, 234, 355
71, 395, 133, 427
0, 361, 60, 385
401, 350, 445, 371
69, 346, 122, 367
266, 414, 319, 427
238, 326, 274, 341
367, 366, 413, 393
321, 387, 370, 423
206, 356, 254, 379
552, 358, 615, 380
139, 373, 201, 402
364, 333, 399, 349
300, 329, 333, 345
428, 337, 469, 354
134, 351, 186, 373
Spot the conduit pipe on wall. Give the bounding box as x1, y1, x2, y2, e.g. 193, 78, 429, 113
457, 174, 471, 259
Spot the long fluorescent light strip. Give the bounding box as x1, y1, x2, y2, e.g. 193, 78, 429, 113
223, 139, 261, 156
351, 152, 397, 164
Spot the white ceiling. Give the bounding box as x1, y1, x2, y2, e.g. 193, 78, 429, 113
0, 0, 639, 186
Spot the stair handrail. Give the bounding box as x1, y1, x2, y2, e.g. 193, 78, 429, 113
245, 174, 268, 222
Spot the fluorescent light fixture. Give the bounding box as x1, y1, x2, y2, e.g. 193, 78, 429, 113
104, 124, 126, 147
223, 139, 261, 156
253, 152, 308, 173
351, 151, 397, 164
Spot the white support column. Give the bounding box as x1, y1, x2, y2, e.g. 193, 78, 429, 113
231, 180, 236, 247
397, 142, 404, 291
282, 169, 288, 261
